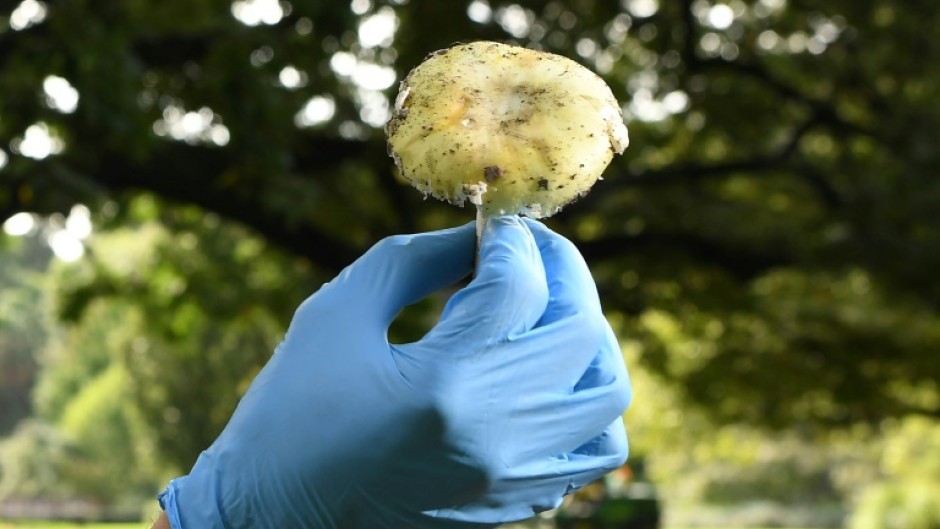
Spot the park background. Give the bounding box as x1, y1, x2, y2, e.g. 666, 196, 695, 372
1, 0, 939, 527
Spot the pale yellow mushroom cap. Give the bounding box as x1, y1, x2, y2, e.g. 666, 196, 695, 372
386, 41, 628, 218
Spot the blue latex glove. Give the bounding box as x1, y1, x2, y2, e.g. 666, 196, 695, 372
158, 216, 631, 529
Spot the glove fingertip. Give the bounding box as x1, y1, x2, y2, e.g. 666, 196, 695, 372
480, 215, 530, 249
475, 216, 547, 312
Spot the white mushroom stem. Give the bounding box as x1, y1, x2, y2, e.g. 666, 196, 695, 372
475, 205, 485, 274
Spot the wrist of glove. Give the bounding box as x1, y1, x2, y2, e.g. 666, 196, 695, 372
159, 216, 631, 529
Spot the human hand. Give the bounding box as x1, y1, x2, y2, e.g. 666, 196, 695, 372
158, 217, 631, 529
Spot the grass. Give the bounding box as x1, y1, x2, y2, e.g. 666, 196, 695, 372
2, 522, 827, 529
0, 522, 144, 529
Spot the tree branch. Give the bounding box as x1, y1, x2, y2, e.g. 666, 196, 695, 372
600, 115, 845, 208
610, 157, 783, 187
8, 137, 379, 272
103, 145, 368, 271
133, 35, 216, 70
679, 0, 698, 68
695, 57, 876, 138
579, 231, 790, 281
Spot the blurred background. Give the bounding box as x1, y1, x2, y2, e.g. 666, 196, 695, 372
1, 0, 939, 528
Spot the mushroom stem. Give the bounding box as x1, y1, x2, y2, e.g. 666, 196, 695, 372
474, 205, 484, 274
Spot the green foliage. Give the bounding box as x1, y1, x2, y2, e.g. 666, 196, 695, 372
2, 295, 164, 503
0, 234, 51, 434
625, 333, 940, 526
0, 420, 73, 500
625, 338, 824, 489
622, 331, 878, 528
0, 520, 142, 529
849, 418, 940, 529
55, 363, 164, 503
47, 197, 320, 469
1, 371, 155, 504
626, 267, 940, 427
32, 299, 124, 424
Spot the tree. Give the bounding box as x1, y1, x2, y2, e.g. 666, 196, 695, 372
849, 417, 940, 529
1, 0, 938, 449
43, 197, 319, 469
0, 232, 51, 435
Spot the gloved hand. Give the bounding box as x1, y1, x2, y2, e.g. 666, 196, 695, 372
158, 216, 631, 529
